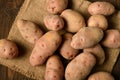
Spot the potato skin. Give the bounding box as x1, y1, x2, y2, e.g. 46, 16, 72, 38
88, 15, 108, 30
29, 31, 62, 66
83, 44, 105, 65
71, 0, 91, 18
46, 0, 68, 14
110, 11, 120, 31
45, 55, 64, 80
59, 33, 79, 60
17, 19, 43, 44
101, 29, 120, 48
44, 15, 64, 31
61, 9, 86, 33
88, 71, 115, 80
65, 52, 96, 80
88, 1, 115, 16
0, 39, 18, 59
71, 27, 103, 49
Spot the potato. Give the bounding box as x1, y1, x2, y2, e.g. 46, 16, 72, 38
110, 11, 120, 31
29, 31, 62, 66
44, 15, 64, 31
0, 39, 18, 59
46, 0, 68, 14
83, 44, 105, 65
17, 19, 43, 44
88, 15, 108, 30
61, 9, 86, 33
101, 29, 120, 48
45, 55, 64, 80
59, 33, 79, 60
88, 71, 115, 80
71, 27, 104, 49
88, 1, 115, 16
65, 52, 96, 80
71, 0, 91, 18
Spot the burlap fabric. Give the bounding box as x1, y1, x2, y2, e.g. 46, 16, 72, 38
0, 0, 119, 80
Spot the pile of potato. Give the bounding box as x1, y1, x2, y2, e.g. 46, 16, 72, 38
0, 0, 120, 80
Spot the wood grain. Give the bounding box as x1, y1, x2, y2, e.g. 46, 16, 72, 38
0, 0, 120, 80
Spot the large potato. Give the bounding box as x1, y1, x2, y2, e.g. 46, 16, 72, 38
59, 33, 79, 60
61, 9, 86, 33
88, 15, 108, 30
0, 39, 18, 59
88, 1, 115, 16
88, 71, 115, 80
46, 0, 68, 14
101, 29, 120, 48
17, 19, 43, 44
65, 52, 96, 80
71, 27, 104, 49
29, 31, 62, 66
83, 44, 105, 65
45, 55, 64, 80
44, 15, 64, 31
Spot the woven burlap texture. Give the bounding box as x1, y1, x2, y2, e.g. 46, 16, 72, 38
0, 0, 119, 80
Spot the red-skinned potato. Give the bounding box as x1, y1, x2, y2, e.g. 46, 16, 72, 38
101, 29, 120, 48
45, 55, 64, 80
46, 0, 68, 14
59, 33, 79, 60
61, 9, 86, 33
71, 27, 104, 49
17, 19, 43, 44
83, 44, 105, 65
88, 1, 115, 16
44, 15, 64, 31
29, 31, 62, 66
65, 52, 96, 80
88, 15, 108, 30
88, 71, 115, 80
0, 39, 18, 59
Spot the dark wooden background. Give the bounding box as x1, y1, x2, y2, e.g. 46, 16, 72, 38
0, 0, 120, 80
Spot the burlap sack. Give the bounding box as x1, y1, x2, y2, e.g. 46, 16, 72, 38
0, 0, 119, 80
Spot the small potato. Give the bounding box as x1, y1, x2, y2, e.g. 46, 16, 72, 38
0, 39, 18, 59
88, 1, 115, 16
88, 71, 115, 80
45, 55, 64, 80
88, 15, 108, 30
44, 15, 64, 31
101, 29, 120, 48
59, 33, 79, 60
71, 27, 103, 49
84, 44, 105, 65
61, 9, 86, 33
46, 0, 68, 14
65, 52, 96, 80
30, 31, 62, 66
17, 19, 43, 44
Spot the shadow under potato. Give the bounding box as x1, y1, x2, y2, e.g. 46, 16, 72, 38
13, 40, 28, 58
